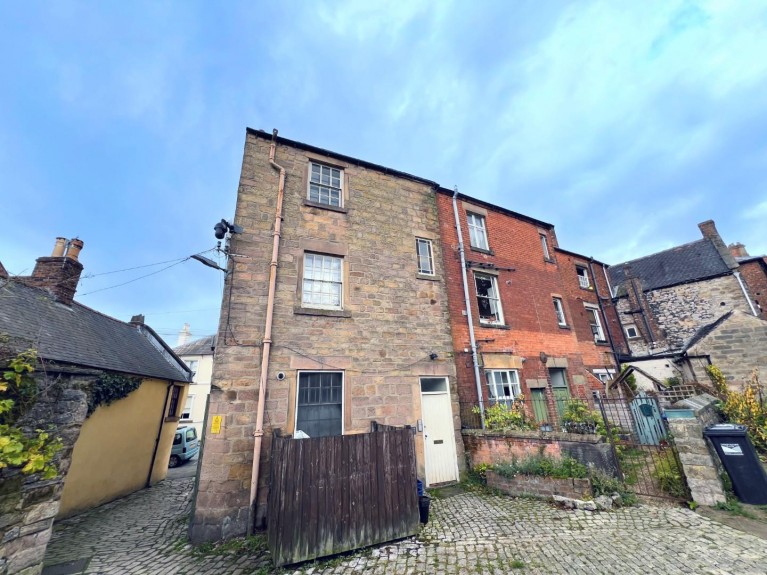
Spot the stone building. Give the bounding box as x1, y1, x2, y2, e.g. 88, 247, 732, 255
0, 238, 190, 575
608, 220, 766, 387
434, 191, 624, 429
191, 130, 461, 542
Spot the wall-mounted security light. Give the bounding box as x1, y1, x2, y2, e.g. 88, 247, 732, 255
213, 219, 244, 240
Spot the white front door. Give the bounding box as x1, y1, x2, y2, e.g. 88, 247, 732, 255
420, 377, 458, 486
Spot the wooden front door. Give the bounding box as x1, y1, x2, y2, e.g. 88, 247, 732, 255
420, 377, 458, 486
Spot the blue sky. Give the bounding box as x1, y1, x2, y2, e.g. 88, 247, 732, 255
2, 1, 766, 345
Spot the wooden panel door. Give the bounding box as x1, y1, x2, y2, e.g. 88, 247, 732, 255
420, 377, 458, 486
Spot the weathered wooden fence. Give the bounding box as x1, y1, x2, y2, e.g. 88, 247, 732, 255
267, 428, 419, 566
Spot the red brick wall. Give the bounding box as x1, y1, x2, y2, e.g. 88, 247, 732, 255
740, 259, 767, 319
435, 192, 619, 406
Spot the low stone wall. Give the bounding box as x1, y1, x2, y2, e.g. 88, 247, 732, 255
668, 394, 726, 507
462, 429, 618, 476
486, 470, 592, 500
0, 378, 89, 575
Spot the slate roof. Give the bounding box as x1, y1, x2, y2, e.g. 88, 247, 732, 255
0, 279, 191, 382
174, 335, 216, 356
608, 238, 731, 293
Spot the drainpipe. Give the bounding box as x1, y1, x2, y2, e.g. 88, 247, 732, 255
589, 259, 621, 373
601, 263, 613, 298
146, 381, 174, 488
452, 188, 485, 428
248, 129, 286, 534
734, 271, 758, 316
628, 273, 655, 344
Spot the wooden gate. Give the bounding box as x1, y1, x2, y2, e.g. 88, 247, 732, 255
630, 392, 666, 445
267, 428, 419, 567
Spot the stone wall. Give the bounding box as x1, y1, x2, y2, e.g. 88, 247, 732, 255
686, 310, 767, 387
0, 372, 89, 575
486, 470, 592, 500
191, 132, 461, 542
462, 430, 618, 476
646, 275, 751, 351
668, 416, 725, 506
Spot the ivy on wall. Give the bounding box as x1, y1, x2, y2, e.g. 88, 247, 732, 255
88, 373, 142, 415
1, 347, 62, 479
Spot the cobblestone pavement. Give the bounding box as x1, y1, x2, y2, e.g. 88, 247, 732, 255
45, 478, 767, 575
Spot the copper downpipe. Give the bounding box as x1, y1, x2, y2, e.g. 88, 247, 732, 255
247, 129, 285, 534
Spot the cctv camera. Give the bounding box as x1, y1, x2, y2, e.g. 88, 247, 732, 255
214, 220, 227, 240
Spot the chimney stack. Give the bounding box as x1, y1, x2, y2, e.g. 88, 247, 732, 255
177, 323, 192, 346
728, 242, 749, 259
22, 237, 85, 306
698, 220, 738, 270
130, 314, 145, 325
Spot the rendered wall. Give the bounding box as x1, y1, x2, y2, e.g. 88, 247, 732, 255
59, 378, 186, 517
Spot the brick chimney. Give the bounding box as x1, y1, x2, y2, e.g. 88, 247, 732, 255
22, 237, 85, 305
728, 242, 749, 259
698, 220, 738, 270
0, 260, 7, 279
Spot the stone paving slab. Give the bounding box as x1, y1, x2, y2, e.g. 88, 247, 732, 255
44, 479, 767, 575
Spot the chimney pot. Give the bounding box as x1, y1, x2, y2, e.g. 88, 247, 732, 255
66, 238, 84, 261
728, 242, 749, 259
51, 237, 67, 257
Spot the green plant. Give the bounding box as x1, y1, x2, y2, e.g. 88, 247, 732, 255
589, 469, 637, 506
651, 449, 687, 498
561, 400, 601, 434
708, 367, 767, 453
687, 500, 699, 511
620, 364, 637, 394
474, 400, 535, 431
1, 348, 62, 479
88, 372, 142, 415
471, 463, 490, 482
663, 376, 681, 388
494, 455, 588, 480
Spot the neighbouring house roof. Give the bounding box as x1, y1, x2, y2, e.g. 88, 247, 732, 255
680, 310, 738, 353
174, 335, 216, 356
608, 238, 731, 293
0, 279, 191, 382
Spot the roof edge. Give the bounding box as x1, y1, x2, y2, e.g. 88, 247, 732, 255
247, 128, 439, 188
434, 187, 555, 230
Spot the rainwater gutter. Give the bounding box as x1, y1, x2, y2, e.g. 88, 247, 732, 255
248, 129, 285, 534
452, 188, 485, 428
588, 259, 621, 373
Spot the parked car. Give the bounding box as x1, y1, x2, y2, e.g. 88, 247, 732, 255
170, 426, 199, 468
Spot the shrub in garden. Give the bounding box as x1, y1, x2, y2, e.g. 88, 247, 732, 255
473, 400, 536, 431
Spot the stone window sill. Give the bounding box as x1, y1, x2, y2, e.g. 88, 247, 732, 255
294, 306, 352, 318
164, 416, 180, 423
470, 246, 495, 256
595, 341, 610, 346
416, 273, 439, 281
303, 199, 348, 214
479, 322, 510, 330
544, 257, 556, 264
558, 325, 571, 330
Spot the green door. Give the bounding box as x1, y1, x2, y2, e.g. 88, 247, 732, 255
549, 368, 570, 425
530, 388, 549, 424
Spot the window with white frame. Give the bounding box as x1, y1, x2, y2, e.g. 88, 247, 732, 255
576, 266, 590, 289
486, 370, 521, 407
625, 324, 640, 339
181, 395, 194, 421
415, 238, 434, 275
540, 234, 551, 259
302, 253, 343, 309
295, 371, 343, 438
585, 306, 605, 342
186, 359, 198, 378
553, 297, 567, 326
467, 213, 489, 250
308, 162, 343, 207
474, 273, 504, 325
